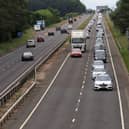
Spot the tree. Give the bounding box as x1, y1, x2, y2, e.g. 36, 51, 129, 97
0, 0, 30, 41
111, 0, 129, 33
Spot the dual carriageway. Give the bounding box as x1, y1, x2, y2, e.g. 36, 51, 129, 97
0, 14, 129, 129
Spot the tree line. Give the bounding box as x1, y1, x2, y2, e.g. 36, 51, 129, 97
110, 0, 129, 33
0, 0, 86, 42
28, 0, 86, 16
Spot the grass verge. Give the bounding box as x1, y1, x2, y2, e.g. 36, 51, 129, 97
105, 15, 129, 72
78, 15, 93, 29
0, 28, 34, 56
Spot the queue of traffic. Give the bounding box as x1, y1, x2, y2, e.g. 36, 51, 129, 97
92, 13, 113, 91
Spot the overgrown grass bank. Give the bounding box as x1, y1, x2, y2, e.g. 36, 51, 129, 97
105, 15, 129, 71
78, 15, 93, 29
0, 28, 34, 56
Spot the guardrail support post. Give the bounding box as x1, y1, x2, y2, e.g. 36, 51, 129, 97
34, 67, 37, 83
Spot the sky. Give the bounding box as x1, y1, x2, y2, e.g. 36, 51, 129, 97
80, 0, 118, 9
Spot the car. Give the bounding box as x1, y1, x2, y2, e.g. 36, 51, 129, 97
70, 48, 82, 57
92, 60, 104, 70
37, 35, 45, 42
74, 18, 77, 21
94, 50, 107, 63
60, 28, 68, 34
67, 24, 73, 30
21, 51, 34, 61
92, 67, 106, 80
86, 32, 90, 39
56, 26, 61, 31
96, 32, 104, 39
26, 39, 36, 48
94, 73, 113, 90
48, 32, 54, 36
94, 43, 106, 52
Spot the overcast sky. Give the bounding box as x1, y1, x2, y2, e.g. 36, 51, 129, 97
80, 0, 118, 9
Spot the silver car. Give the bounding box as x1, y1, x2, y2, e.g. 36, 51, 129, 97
21, 51, 34, 61
92, 60, 104, 70
92, 67, 106, 80
94, 73, 113, 90
94, 50, 107, 63
26, 39, 36, 48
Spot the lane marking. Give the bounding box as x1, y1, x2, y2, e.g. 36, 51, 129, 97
72, 118, 76, 123
75, 108, 79, 112
77, 99, 81, 103
80, 92, 83, 96
19, 54, 70, 129
81, 85, 85, 89
104, 25, 125, 129
82, 81, 85, 84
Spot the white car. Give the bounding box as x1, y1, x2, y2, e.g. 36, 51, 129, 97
92, 60, 104, 70
92, 67, 106, 80
94, 73, 113, 90
67, 24, 72, 30
26, 39, 36, 48
21, 52, 34, 61
70, 48, 82, 57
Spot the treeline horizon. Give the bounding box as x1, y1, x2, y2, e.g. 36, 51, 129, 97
0, 0, 86, 42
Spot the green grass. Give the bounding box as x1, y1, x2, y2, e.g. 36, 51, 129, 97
78, 15, 93, 29
0, 28, 34, 56
34, 9, 53, 18
105, 15, 129, 71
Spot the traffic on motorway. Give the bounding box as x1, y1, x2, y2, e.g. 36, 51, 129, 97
1, 12, 127, 129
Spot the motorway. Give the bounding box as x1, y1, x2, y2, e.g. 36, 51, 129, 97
0, 15, 88, 97
2, 16, 129, 129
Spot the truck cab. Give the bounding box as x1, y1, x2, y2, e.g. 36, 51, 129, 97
71, 30, 86, 52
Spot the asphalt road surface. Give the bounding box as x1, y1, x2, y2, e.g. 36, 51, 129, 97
3, 17, 129, 129
0, 14, 89, 96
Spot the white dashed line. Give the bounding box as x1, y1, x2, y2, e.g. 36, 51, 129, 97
72, 118, 76, 123
75, 108, 79, 112
81, 85, 85, 89
80, 92, 83, 96
82, 80, 85, 84
78, 99, 81, 103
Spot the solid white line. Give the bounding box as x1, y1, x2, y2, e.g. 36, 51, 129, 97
104, 25, 125, 129
19, 54, 70, 129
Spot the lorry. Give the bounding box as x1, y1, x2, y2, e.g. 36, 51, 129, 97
71, 30, 86, 52
34, 24, 41, 31
36, 20, 45, 30
34, 20, 45, 31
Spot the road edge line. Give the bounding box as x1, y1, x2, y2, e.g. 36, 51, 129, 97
19, 53, 70, 129
104, 24, 125, 129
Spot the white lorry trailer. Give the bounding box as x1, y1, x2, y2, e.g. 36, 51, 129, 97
71, 30, 86, 52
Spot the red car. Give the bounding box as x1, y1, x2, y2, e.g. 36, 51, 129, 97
70, 48, 82, 57
37, 36, 45, 42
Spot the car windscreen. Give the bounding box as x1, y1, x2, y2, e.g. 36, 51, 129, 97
96, 75, 111, 81
72, 38, 84, 43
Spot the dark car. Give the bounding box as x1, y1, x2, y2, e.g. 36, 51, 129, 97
60, 29, 68, 34
56, 26, 61, 31
48, 32, 54, 36
37, 36, 45, 42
